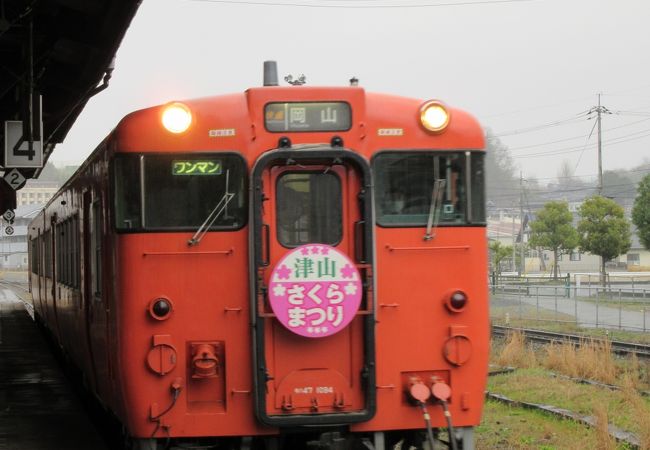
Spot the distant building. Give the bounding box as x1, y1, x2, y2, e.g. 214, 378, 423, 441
16, 180, 59, 206
626, 231, 650, 270
489, 200, 648, 276
0, 204, 43, 270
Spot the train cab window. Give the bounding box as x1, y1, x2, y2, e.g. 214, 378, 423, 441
276, 172, 342, 247
374, 151, 486, 227
113, 154, 246, 231
470, 154, 486, 223
114, 157, 142, 229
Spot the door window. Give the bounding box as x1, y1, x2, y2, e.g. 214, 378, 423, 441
276, 172, 342, 247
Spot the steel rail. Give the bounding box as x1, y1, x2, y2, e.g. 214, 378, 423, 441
492, 325, 650, 358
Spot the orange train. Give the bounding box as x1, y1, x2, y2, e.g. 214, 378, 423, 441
28, 62, 489, 450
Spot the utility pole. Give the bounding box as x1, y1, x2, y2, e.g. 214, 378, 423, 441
589, 93, 611, 196
597, 93, 603, 195
511, 213, 517, 272
588, 93, 611, 285
519, 172, 525, 276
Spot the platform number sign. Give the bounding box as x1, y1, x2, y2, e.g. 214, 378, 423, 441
268, 244, 363, 338
3, 210, 15, 222
3, 168, 26, 190
4, 225, 14, 236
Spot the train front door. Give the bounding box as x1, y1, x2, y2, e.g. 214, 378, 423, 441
250, 147, 376, 426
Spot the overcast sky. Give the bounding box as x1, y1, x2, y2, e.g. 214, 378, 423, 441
50, 0, 650, 183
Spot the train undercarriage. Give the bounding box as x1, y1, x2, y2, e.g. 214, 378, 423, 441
129, 427, 475, 450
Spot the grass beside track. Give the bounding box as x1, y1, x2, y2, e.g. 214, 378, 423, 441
477, 399, 613, 450
487, 368, 650, 442
476, 333, 650, 449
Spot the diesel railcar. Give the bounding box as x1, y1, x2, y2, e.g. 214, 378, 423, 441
29, 63, 488, 450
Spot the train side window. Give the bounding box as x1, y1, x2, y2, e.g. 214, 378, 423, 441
374, 151, 485, 227
59, 222, 66, 284
73, 215, 80, 288
44, 230, 52, 278
92, 200, 102, 296
113, 156, 142, 229
30, 237, 39, 275
276, 172, 342, 247
55, 225, 62, 283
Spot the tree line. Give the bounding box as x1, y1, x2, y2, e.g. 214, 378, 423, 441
490, 174, 650, 284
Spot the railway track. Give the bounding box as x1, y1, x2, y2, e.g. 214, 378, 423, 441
492, 325, 650, 358
0, 277, 34, 318
485, 392, 640, 448
0, 278, 30, 293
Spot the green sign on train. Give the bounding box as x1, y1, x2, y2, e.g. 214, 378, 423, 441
172, 160, 222, 176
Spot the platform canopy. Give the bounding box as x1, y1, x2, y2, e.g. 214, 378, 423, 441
0, 0, 142, 212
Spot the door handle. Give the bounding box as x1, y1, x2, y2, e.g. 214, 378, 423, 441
261, 223, 270, 266
354, 220, 366, 264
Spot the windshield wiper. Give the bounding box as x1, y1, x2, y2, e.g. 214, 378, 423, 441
424, 179, 446, 241
188, 169, 234, 247
187, 192, 234, 246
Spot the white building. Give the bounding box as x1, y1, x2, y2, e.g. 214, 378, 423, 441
16, 180, 59, 206
0, 204, 43, 270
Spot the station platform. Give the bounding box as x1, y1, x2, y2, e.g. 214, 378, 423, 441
0, 273, 109, 450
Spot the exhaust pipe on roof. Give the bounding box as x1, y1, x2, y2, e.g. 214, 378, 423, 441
263, 61, 279, 87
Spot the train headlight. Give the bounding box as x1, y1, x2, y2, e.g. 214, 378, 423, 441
419, 100, 450, 133
162, 102, 192, 133
149, 297, 173, 320
445, 290, 468, 313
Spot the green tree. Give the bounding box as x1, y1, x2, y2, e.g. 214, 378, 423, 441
485, 129, 518, 208
556, 159, 587, 191
603, 169, 635, 206
632, 174, 650, 250
489, 240, 512, 276
528, 201, 579, 280
36, 162, 79, 185
577, 196, 631, 285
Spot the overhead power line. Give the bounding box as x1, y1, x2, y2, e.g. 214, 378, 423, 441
191, 0, 538, 8
480, 95, 594, 119
572, 117, 598, 176
510, 129, 650, 158
492, 180, 646, 193
489, 165, 650, 185
491, 111, 590, 137
506, 117, 650, 152
614, 110, 650, 117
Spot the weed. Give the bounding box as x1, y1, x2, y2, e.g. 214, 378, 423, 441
593, 402, 616, 450
577, 339, 617, 385
621, 375, 650, 449
544, 341, 579, 378
543, 339, 618, 384
498, 330, 537, 368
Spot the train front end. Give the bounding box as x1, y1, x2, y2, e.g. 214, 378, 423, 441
110, 73, 488, 449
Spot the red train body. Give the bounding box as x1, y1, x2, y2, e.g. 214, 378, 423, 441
28, 70, 488, 450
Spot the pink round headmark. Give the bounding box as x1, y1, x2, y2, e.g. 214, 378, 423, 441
268, 244, 362, 338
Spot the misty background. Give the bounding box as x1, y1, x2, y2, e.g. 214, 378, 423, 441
45, 0, 650, 208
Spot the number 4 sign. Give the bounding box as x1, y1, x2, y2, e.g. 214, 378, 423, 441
3, 168, 27, 190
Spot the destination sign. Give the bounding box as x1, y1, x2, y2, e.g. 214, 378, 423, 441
172, 160, 222, 176
264, 102, 352, 132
